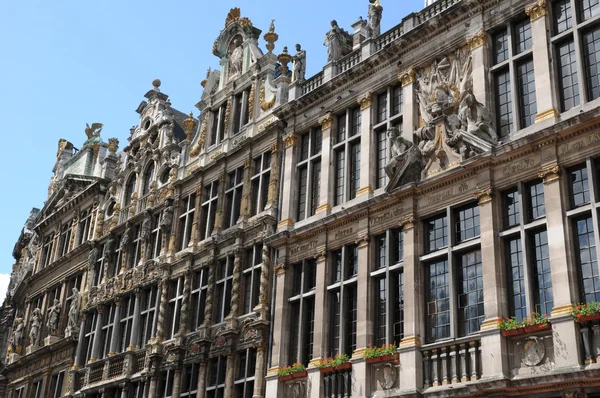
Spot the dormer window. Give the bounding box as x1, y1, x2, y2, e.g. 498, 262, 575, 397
124, 175, 137, 206
142, 118, 152, 131
210, 104, 227, 147
232, 88, 251, 135
142, 163, 156, 196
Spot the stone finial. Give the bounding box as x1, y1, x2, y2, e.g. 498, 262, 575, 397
277, 46, 292, 75
201, 68, 211, 88
152, 79, 161, 91
264, 20, 279, 53
183, 112, 197, 141
108, 138, 119, 155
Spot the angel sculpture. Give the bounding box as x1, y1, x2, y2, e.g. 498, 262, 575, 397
85, 123, 104, 139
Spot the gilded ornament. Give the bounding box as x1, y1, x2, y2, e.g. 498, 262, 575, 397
107, 138, 119, 155
263, 20, 279, 53
223, 98, 231, 133
248, 81, 256, 121
399, 68, 416, 87
85, 123, 103, 139
474, 189, 493, 205
535, 108, 558, 123
183, 112, 197, 142
225, 7, 241, 27
320, 114, 333, 130
357, 92, 373, 110
526, 0, 548, 21
277, 46, 292, 75
259, 80, 276, 111
399, 215, 415, 230
201, 68, 210, 88
538, 164, 560, 184
283, 133, 298, 148
469, 29, 487, 50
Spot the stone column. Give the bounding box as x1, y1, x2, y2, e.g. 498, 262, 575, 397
399, 69, 417, 142
128, 290, 142, 350
120, 383, 129, 398
253, 343, 267, 398
278, 133, 298, 231
227, 249, 242, 323
476, 188, 509, 380
526, 0, 559, 125
356, 93, 374, 198
213, 173, 227, 235
156, 279, 169, 342
266, 260, 290, 398
309, 251, 327, 396
316, 115, 333, 215
223, 354, 235, 397
148, 360, 159, 398
239, 158, 253, 222
178, 270, 192, 336
203, 261, 216, 327
168, 196, 181, 259
265, 141, 282, 212
352, 233, 370, 395
195, 361, 208, 398
189, 186, 203, 248
469, 29, 490, 111
74, 316, 87, 367
254, 245, 271, 321
109, 298, 122, 356
90, 306, 105, 362
172, 365, 183, 398
398, 216, 424, 393
541, 165, 582, 370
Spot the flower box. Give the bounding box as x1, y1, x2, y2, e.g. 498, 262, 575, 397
336, 363, 352, 371
523, 323, 550, 333
380, 354, 396, 362
366, 357, 382, 364
279, 374, 293, 381
576, 313, 600, 323
292, 370, 307, 378
500, 328, 524, 337
319, 366, 334, 374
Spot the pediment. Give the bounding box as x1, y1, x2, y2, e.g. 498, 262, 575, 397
37, 176, 98, 223
212, 8, 261, 59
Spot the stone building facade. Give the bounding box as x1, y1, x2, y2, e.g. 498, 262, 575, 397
3, 0, 600, 398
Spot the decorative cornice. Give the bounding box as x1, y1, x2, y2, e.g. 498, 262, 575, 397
469, 29, 487, 50
535, 108, 558, 124
526, 0, 548, 21
538, 164, 560, 184
474, 189, 493, 205
399, 68, 416, 87
319, 114, 333, 131
357, 92, 373, 111
283, 133, 298, 148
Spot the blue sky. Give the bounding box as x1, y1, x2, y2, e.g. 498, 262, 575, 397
0, 0, 423, 279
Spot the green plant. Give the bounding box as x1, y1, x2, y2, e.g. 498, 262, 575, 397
497, 312, 549, 331
316, 353, 350, 369
569, 302, 600, 319
277, 363, 306, 377
364, 343, 397, 359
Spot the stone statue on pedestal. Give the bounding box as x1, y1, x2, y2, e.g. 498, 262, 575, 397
160, 199, 174, 234
66, 288, 81, 336
29, 308, 42, 347
325, 20, 352, 62
368, 0, 383, 38
46, 299, 61, 336
229, 38, 244, 79
293, 44, 306, 83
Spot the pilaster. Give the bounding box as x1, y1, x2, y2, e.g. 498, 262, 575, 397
195, 361, 208, 398
279, 133, 298, 230
357, 93, 373, 197
239, 158, 252, 221
469, 29, 491, 112
316, 115, 333, 214
178, 270, 192, 335
399, 69, 417, 142
311, 251, 328, 365
213, 173, 227, 235
265, 141, 282, 211
109, 298, 122, 356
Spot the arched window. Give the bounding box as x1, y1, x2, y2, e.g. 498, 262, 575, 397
159, 168, 171, 186
124, 175, 137, 206
142, 163, 156, 195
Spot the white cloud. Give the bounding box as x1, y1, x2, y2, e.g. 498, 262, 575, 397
0, 274, 10, 303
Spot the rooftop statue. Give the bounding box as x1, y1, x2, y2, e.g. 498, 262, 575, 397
325, 20, 353, 63
368, 0, 383, 38
292, 44, 306, 83
229, 38, 244, 79
85, 123, 103, 140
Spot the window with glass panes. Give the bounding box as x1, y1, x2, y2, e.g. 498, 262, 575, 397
158, 369, 174, 398
234, 349, 256, 398
40, 234, 55, 270
232, 88, 251, 135
297, 128, 322, 220
206, 356, 227, 398
113, 233, 124, 278
128, 224, 143, 268
328, 245, 358, 356
101, 303, 116, 358
566, 159, 600, 304
58, 222, 72, 258
214, 256, 234, 324
130, 381, 146, 398
178, 193, 196, 250
149, 213, 162, 260
423, 203, 483, 343
30, 380, 42, 398
491, 18, 537, 135
243, 244, 262, 314
139, 285, 159, 347
333, 108, 361, 205
119, 295, 135, 352
374, 85, 403, 189
166, 277, 184, 339
191, 268, 209, 330
289, 259, 316, 365
50, 371, 65, 398
124, 175, 137, 207
549, 1, 600, 109
142, 162, 156, 196
250, 152, 271, 216
225, 167, 244, 229
181, 364, 199, 398
371, 229, 404, 347
82, 311, 98, 364
200, 181, 219, 240
13, 386, 24, 398
210, 103, 227, 147
77, 208, 93, 246
500, 181, 553, 322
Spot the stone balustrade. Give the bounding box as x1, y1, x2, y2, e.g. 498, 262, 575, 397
323, 366, 352, 398
422, 339, 480, 390
579, 317, 600, 366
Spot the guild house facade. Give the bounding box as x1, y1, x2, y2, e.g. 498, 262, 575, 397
3, 0, 600, 397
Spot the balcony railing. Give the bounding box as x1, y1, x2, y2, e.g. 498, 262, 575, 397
88, 361, 104, 385
119, 204, 133, 224
376, 23, 404, 51
579, 317, 600, 365
422, 339, 481, 389
323, 366, 352, 398
76, 350, 147, 391
136, 350, 146, 373
417, 0, 462, 25
302, 73, 324, 96
338, 50, 362, 74
137, 193, 152, 213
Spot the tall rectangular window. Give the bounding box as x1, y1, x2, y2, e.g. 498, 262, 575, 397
527, 180, 546, 221
557, 40, 580, 111
426, 214, 448, 253
531, 229, 553, 316
333, 109, 362, 206
200, 181, 219, 240
583, 27, 600, 101
150, 213, 163, 260
191, 268, 209, 330
158, 369, 174, 398
50, 372, 65, 398
214, 257, 234, 324
374, 85, 403, 189
514, 19, 532, 54
181, 363, 199, 398
206, 356, 227, 397
377, 92, 388, 123
77, 208, 93, 246
58, 222, 72, 258
250, 151, 271, 216
455, 204, 480, 243
166, 278, 184, 339
119, 295, 135, 352
234, 349, 256, 398
210, 104, 227, 147
82, 312, 98, 364
517, 58, 537, 128
493, 29, 509, 64
232, 89, 250, 135
569, 164, 590, 207
329, 245, 358, 356
506, 238, 527, 322
297, 128, 322, 220
139, 285, 159, 348
101, 304, 116, 358
503, 188, 520, 228
289, 259, 317, 365
377, 130, 388, 189
225, 167, 244, 229
243, 244, 263, 314
426, 260, 450, 342
575, 217, 600, 303
129, 224, 143, 268
178, 193, 196, 250
495, 69, 513, 136
458, 250, 484, 335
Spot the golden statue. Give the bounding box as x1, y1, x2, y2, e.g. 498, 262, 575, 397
85, 123, 104, 139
